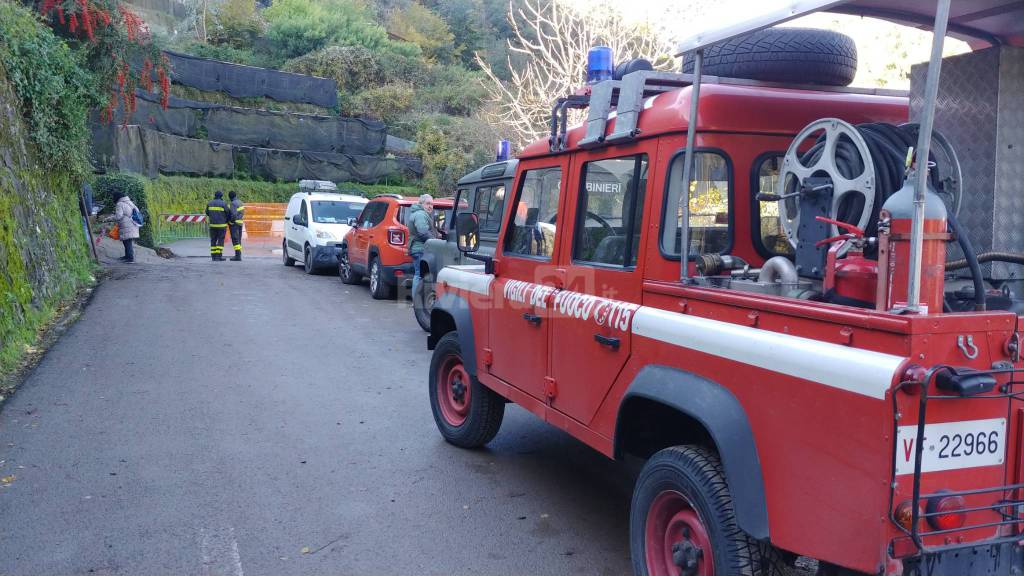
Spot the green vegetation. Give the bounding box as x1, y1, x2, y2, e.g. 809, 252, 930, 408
0, 44, 94, 380
0, 2, 98, 176
169, 84, 333, 115
0, 0, 169, 382
263, 0, 419, 63
143, 175, 421, 217
164, 0, 526, 194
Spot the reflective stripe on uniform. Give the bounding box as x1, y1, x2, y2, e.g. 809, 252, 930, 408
233, 245, 242, 250
208, 206, 225, 211
209, 223, 227, 228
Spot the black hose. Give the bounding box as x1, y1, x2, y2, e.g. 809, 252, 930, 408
796, 122, 989, 311
946, 251, 1024, 270
947, 209, 986, 311
794, 122, 944, 237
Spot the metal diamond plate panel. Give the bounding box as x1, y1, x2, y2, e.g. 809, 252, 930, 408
994, 47, 1024, 280
911, 46, 1024, 280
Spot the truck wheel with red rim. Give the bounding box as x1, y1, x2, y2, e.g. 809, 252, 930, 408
429, 332, 504, 448
631, 446, 766, 576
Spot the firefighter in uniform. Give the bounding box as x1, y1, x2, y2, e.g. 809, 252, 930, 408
205, 190, 230, 261
227, 190, 245, 261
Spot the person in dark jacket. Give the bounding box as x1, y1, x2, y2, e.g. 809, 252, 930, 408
227, 190, 245, 261
205, 191, 230, 261
406, 194, 437, 300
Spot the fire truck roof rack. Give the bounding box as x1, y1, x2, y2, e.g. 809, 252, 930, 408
549, 72, 907, 153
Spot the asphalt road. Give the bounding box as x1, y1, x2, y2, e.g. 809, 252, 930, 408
0, 256, 634, 576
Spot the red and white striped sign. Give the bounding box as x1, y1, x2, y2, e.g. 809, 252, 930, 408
163, 214, 207, 223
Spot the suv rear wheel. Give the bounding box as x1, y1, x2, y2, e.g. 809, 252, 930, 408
338, 250, 361, 285
282, 240, 295, 266
413, 270, 435, 332
429, 332, 504, 448
368, 256, 394, 299
631, 446, 768, 576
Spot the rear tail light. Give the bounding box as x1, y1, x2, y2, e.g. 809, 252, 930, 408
895, 500, 919, 530
926, 493, 966, 531
387, 228, 406, 246
899, 364, 927, 395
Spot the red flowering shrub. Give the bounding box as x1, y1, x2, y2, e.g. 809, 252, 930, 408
37, 0, 170, 121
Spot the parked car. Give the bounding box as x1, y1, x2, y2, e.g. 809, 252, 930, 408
282, 180, 368, 274
338, 195, 456, 299
411, 160, 515, 331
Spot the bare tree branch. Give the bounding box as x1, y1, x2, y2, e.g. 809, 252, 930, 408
477, 0, 691, 149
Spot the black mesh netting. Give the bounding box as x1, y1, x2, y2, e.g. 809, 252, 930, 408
119, 92, 385, 155
91, 125, 422, 184
164, 51, 339, 108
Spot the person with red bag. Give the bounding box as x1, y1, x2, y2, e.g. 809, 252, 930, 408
104, 191, 141, 263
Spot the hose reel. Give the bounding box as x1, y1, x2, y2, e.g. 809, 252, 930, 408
775, 119, 964, 252
777, 118, 876, 252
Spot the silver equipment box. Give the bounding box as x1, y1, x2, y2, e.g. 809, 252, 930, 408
910, 46, 1024, 280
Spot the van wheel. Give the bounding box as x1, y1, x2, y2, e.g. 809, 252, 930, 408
282, 240, 295, 266
429, 332, 504, 448
303, 245, 315, 275
413, 271, 435, 332
339, 250, 361, 285
631, 446, 767, 576
369, 257, 393, 299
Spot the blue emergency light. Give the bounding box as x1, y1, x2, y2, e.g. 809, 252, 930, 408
587, 46, 613, 83
496, 139, 511, 161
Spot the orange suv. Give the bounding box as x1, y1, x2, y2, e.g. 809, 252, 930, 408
338, 195, 455, 299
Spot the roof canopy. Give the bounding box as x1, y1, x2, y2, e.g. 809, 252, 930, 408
675, 0, 1024, 56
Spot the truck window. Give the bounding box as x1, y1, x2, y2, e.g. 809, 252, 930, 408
504, 167, 562, 260
753, 154, 793, 256
475, 185, 506, 234
573, 155, 647, 267
660, 151, 731, 258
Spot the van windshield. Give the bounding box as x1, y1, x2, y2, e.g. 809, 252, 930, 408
311, 201, 365, 224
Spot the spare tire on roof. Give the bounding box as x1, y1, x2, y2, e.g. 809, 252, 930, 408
682, 27, 858, 87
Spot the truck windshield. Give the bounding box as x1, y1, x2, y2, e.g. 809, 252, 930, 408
311, 201, 365, 224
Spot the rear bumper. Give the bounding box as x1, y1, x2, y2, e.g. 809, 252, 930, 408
380, 262, 414, 287
902, 541, 1024, 576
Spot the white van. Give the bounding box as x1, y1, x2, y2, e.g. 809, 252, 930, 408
282, 181, 368, 274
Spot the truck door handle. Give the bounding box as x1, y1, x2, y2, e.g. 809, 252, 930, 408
594, 334, 620, 350
522, 313, 542, 326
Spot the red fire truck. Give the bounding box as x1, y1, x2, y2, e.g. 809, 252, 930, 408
427, 2, 1024, 574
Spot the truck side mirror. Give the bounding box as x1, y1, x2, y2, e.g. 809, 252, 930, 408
292, 214, 303, 226
455, 211, 480, 253
347, 217, 357, 226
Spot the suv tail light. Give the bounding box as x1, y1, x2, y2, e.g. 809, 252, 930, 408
926, 493, 966, 531
387, 228, 406, 246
